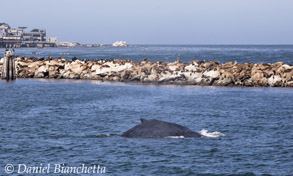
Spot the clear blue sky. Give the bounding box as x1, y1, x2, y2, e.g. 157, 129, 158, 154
1, 0, 292, 44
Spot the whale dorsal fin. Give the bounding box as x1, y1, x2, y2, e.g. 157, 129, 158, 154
140, 118, 147, 123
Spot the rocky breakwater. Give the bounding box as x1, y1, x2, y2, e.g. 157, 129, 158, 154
3, 57, 293, 87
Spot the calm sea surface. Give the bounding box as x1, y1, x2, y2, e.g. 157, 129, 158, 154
0, 45, 293, 64
0, 45, 293, 175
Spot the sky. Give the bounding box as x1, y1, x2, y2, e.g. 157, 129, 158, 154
1, 0, 293, 44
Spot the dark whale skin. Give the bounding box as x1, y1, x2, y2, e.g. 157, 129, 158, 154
121, 118, 202, 138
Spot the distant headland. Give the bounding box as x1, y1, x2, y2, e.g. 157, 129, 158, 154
0, 23, 129, 48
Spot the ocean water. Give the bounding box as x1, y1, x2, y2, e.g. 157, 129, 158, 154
0, 79, 293, 175
0, 46, 293, 175
0, 45, 293, 64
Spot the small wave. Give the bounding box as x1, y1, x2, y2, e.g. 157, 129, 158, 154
83, 134, 117, 138
200, 129, 226, 138
165, 136, 185, 139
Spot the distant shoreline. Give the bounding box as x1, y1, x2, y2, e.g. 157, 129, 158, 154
1, 44, 293, 48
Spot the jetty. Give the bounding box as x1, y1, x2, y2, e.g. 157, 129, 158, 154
0, 54, 292, 87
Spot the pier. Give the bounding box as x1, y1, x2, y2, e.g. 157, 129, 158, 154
1, 49, 16, 80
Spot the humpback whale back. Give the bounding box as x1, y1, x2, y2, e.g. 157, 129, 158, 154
122, 118, 202, 138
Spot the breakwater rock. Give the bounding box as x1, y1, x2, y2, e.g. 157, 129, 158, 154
1, 57, 292, 87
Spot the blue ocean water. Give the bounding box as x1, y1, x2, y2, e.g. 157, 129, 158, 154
0, 45, 293, 64
0, 80, 293, 175
0, 46, 293, 175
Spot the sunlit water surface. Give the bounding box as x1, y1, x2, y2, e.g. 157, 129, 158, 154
0, 79, 292, 175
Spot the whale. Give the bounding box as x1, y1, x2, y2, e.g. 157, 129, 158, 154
121, 118, 202, 138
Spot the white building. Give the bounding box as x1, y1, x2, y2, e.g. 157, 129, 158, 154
46, 37, 58, 43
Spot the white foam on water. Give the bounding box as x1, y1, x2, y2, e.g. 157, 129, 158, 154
165, 136, 185, 139
200, 129, 226, 138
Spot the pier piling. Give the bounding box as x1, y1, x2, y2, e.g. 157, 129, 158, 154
1, 49, 16, 80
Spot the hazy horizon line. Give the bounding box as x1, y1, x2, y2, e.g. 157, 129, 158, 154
82, 43, 293, 46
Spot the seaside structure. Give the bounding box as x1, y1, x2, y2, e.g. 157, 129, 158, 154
0, 23, 57, 48
0, 55, 292, 87
1, 49, 16, 80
